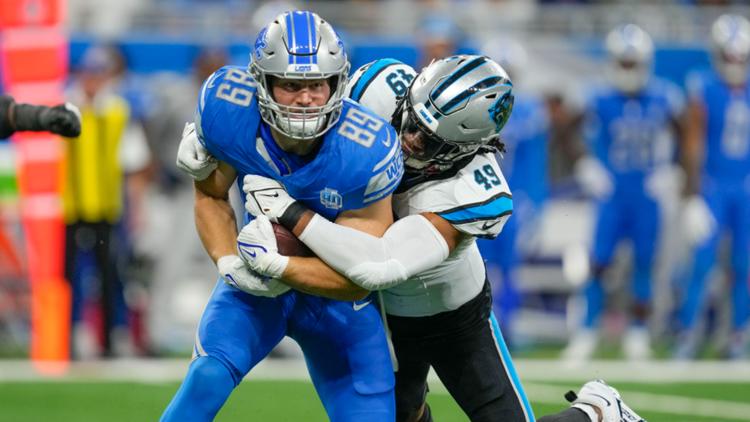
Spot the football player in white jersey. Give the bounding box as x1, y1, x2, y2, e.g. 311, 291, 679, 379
178, 55, 644, 422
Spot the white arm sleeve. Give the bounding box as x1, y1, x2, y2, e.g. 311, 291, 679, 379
298, 214, 450, 290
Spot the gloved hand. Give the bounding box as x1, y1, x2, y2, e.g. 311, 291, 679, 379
682, 195, 716, 245
176, 122, 217, 181
237, 215, 289, 279
39, 102, 82, 137
243, 174, 296, 222
645, 165, 683, 201
575, 156, 614, 200
216, 254, 289, 297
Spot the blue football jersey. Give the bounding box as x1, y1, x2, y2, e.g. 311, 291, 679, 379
583, 78, 684, 180
194, 66, 404, 221
686, 69, 750, 181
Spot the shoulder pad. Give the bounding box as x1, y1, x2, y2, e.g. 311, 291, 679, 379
327, 100, 404, 208
653, 77, 686, 117
438, 153, 513, 238
685, 70, 709, 102
194, 66, 260, 161
346, 59, 417, 120
397, 153, 512, 239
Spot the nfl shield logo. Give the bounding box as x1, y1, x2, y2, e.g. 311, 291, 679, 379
320, 188, 343, 209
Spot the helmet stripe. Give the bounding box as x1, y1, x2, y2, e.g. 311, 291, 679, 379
285, 12, 296, 65
308, 11, 318, 64
430, 56, 488, 103
287, 11, 317, 65
441, 77, 509, 114
349, 59, 401, 102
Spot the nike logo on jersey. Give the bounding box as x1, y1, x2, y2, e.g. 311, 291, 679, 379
481, 220, 500, 231
353, 301, 371, 311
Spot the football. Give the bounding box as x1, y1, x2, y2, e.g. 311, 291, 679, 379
272, 222, 314, 257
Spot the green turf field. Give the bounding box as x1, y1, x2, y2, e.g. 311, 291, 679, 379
0, 380, 748, 421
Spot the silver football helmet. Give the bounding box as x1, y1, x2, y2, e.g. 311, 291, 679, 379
393, 55, 514, 175
605, 24, 654, 94
711, 14, 750, 86
249, 10, 350, 141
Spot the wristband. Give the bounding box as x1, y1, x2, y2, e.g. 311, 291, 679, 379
278, 201, 308, 231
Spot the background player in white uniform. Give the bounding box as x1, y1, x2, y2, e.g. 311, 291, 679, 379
233, 56, 644, 422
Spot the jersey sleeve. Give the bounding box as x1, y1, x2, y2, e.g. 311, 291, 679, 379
194, 65, 261, 163
333, 101, 404, 211
346, 59, 417, 120
437, 154, 513, 238
661, 79, 687, 118
581, 93, 604, 158
684, 70, 706, 103
399, 153, 513, 239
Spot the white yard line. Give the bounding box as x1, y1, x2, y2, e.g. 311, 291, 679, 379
0, 358, 748, 383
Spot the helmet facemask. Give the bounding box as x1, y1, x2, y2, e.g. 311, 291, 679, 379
605, 24, 654, 95
252, 71, 348, 141
711, 15, 750, 87
250, 11, 350, 142
393, 96, 492, 175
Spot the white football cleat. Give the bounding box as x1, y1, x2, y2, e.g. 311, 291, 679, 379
568, 379, 645, 422
562, 329, 598, 363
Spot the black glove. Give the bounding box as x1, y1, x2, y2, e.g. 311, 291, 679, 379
38, 103, 82, 137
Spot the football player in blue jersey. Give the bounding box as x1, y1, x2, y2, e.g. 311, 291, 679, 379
232, 56, 643, 422
478, 40, 550, 345
161, 11, 403, 421
563, 24, 686, 362
676, 14, 750, 360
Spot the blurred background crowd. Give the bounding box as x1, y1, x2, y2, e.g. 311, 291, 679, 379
1, 0, 750, 363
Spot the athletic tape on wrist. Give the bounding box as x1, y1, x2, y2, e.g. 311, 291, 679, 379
278, 201, 308, 231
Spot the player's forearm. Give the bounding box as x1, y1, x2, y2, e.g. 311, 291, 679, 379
194, 187, 238, 264
297, 213, 450, 290
282, 257, 369, 301
681, 102, 704, 196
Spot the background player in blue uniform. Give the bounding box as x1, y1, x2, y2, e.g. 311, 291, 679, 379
478, 41, 550, 345
676, 14, 750, 360
563, 24, 685, 362
161, 11, 403, 421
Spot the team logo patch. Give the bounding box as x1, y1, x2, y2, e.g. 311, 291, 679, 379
320, 188, 343, 209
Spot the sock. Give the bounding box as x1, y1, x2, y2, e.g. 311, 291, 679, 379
160, 356, 237, 421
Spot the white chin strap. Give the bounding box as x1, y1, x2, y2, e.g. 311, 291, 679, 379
609, 65, 649, 94
404, 155, 430, 170
276, 115, 325, 139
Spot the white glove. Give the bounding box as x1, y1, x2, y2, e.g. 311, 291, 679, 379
682, 195, 717, 245
216, 254, 290, 297
645, 165, 683, 201
237, 216, 290, 279
575, 156, 614, 199
176, 122, 217, 181
243, 174, 296, 222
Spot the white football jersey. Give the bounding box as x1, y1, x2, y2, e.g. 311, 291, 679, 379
345, 58, 416, 121
384, 153, 512, 317
347, 59, 513, 317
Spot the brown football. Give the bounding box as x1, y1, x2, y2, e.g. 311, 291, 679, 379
272, 223, 314, 257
